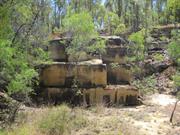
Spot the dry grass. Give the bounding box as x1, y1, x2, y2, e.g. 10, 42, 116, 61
2, 98, 179, 135
1, 104, 142, 135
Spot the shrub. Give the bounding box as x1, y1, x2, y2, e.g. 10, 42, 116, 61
39, 105, 87, 135
110, 63, 120, 69
114, 23, 126, 35
173, 73, 180, 88
0, 39, 48, 95
153, 53, 164, 62
63, 12, 105, 61
132, 75, 157, 95
168, 30, 180, 65
104, 11, 120, 34
128, 29, 145, 61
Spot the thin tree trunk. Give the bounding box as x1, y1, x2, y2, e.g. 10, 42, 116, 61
170, 100, 179, 123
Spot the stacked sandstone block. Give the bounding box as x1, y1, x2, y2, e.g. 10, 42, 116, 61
40, 36, 139, 105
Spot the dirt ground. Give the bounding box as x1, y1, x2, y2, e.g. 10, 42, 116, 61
14, 94, 180, 135
75, 94, 180, 135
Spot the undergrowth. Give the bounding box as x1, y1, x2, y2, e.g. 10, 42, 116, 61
132, 75, 157, 96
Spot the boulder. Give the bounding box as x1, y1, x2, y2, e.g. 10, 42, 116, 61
144, 57, 173, 75
100, 36, 128, 45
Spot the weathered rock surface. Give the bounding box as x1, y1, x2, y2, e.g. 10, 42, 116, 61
49, 36, 129, 63
107, 64, 132, 84
144, 59, 173, 75
43, 85, 139, 105
102, 46, 127, 64
100, 36, 128, 46
49, 39, 68, 62
40, 62, 107, 88
40, 35, 140, 105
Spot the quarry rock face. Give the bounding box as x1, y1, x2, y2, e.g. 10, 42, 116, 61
40, 62, 107, 88
39, 36, 139, 105
49, 39, 68, 62
102, 46, 127, 64
144, 25, 179, 76
49, 36, 129, 64
107, 64, 132, 84
42, 85, 139, 106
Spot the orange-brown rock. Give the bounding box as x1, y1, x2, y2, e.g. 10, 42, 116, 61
49, 39, 68, 62
107, 64, 132, 84
43, 85, 139, 105
40, 62, 107, 88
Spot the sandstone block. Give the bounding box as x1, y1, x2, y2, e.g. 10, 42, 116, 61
107, 64, 132, 84
49, 40, 68, 62
40, 62, 107, 88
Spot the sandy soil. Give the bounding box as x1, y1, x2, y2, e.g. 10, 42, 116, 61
18, 94, 180, 135
76, 94, 180, 135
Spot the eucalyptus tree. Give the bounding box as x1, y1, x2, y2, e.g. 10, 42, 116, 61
53, 0, 66, 28
0, 0, 51, 94
167, 0, 180, 22
63, 12, 105, 61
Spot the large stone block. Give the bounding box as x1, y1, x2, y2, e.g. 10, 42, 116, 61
83, 85, 139, 105
40, 62, 107, 88
49, 39, 68, 62
95, 87, 116, 105
43, 85, 139, 105
83, 88, 97, 105
83, 87, 117, 105
102, 46, 127, 64
107, 64, 132, 84
111, 85, 139, 105
48, 36, 129, 63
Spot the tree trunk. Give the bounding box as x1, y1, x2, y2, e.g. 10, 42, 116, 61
117, 0, 122, 18
170, 100, 179, 123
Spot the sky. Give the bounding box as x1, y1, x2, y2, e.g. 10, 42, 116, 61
102, 0, 105, 4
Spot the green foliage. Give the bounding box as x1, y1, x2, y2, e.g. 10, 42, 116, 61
128, 29, 145, 61
167, 0, 180, 21
0, 1, 50, 95
7, 69, 38, 94
0, 130, 6, 135
153, 53, 164, 62
168, 30, 180, 64
160, 36, 169, 41
130, 65, 143, 76
63, 12, 105, 61
39, 105, 87, 135
0, 38, 45, 95
132, 75, 157, 95
110, 63, 120, 69
173, 73, 180, 88
114, 23, 126, 35
104, 11, 121, 34
168, 40, 180, 64
173, 72, 180, 100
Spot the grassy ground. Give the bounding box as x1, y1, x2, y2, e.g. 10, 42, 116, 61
1, 94, 180, 135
